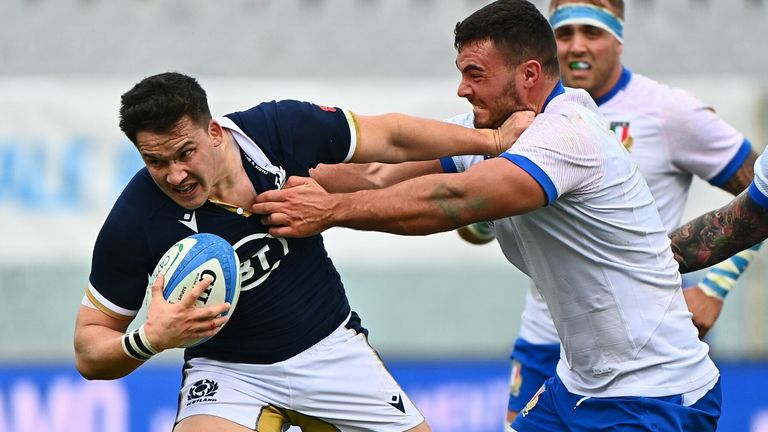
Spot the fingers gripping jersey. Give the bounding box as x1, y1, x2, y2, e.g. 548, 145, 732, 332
87, 100, 363, 364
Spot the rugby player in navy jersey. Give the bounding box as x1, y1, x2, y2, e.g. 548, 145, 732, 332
73, 72, 532, 432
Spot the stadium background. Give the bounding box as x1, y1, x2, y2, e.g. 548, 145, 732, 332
1, 0, 767, 430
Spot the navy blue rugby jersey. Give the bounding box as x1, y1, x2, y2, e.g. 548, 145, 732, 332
87, 100, 365, 364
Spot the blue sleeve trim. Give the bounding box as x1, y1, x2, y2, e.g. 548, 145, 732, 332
748, 182, 768, 209
594, 67, 632, 106
501, 154, 558, 205
440, 157, 458, 173
709, 139, 752, 186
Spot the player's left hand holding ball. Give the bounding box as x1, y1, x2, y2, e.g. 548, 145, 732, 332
142, 273, 231, 352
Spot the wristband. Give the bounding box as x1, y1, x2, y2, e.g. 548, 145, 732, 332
122, 325, 159, 361
698, 243, 762, 300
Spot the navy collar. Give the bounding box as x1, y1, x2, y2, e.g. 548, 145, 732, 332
593, 67, 632, 106
542, 80, 566, 112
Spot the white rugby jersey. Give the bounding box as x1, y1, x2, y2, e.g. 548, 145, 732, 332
514, 69, 752, 346
445, 87, 718, 397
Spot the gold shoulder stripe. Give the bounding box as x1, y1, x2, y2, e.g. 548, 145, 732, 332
85, 289, 134, 320
346, 110, 362, 162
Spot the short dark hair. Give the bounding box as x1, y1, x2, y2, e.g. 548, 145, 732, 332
119, 72, 212, 144
454, 0, 560, 78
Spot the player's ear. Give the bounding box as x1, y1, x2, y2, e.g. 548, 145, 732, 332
520, 60, 541, 89
209, 119, 224, 147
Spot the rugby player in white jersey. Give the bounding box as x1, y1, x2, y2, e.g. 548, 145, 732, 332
488, 0, 762, 424
73, 72, 528, 432
254, 1, 723, 430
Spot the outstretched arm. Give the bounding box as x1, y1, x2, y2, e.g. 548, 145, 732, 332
350, 111, 534, 163
310, 160, 443, 193
671, 190, 768, 273
253, 157, 546, 238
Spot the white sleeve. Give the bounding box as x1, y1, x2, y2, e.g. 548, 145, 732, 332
663, 87, 750, 185
501, 114, 603, 204
748, 150, 768, 208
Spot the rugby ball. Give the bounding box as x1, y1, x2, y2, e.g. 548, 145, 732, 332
147, 233, 241, 347
456, 221, 496, 245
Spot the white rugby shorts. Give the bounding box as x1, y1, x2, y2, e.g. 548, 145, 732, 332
176, 315, 425, 431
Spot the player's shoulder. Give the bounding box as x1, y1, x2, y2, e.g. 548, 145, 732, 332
627, 72, 704, 111
103, 168, 175, 237
226, 100, 339, 125
547, 88, 600, 116
541, 89, 607, 133
226, 99, 349, 145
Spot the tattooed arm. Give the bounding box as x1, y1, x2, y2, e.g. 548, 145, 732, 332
671, 190, 768, 273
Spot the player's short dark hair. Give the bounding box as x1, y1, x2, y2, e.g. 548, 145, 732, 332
454, 0, 560, 78
119, 72, 212, 144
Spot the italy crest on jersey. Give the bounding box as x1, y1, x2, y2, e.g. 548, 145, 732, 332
609, 121, 634, 151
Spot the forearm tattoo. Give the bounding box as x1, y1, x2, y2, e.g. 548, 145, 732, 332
671, 192, 768, 273
429, 182, 489, 227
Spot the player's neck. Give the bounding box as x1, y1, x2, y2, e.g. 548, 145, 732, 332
532, 77, 562, 114
590, 63, 624, 101
209, 131, 257, 212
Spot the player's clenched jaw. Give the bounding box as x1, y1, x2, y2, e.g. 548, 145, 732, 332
136, 116, 222, 210
456, 39, 530, 129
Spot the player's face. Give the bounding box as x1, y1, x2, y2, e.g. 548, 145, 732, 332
456, 39, 531, 129
136, 116, 223, 210
554, 23, 623, 99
